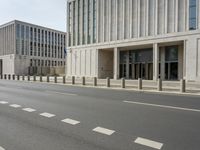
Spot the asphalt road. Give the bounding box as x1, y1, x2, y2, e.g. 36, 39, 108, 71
0, 80, 200, 150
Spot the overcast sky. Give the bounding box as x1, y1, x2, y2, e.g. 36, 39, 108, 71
0, 0, 67, 32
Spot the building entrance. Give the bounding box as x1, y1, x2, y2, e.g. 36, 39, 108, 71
164, 46, 179, 80
119, 49, 153, 80
165, 62, 178, 80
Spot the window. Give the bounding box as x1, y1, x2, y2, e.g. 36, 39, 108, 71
68, 2, 72, 46
189, 0, 197, 30
16, 24, 20, 54
93, 0, 97, 43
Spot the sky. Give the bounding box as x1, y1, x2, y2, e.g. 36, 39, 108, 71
0, 0, 67, 32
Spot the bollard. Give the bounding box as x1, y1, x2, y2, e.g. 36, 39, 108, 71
40, 76, 43, 82
8, 74, 11, 80
22, 75, 25, 81
106, 77, 110, 87
33, 75, 36, 81
72, 76, 75, 85
12, 75, 15, 80
82, 77, 85, 85
93, 77, 97, 86
157, 78, 162, 91
138, 78, 142, 90
28, 75, 30, 81
17, 75, 20, 80
54, 76, 57, 83
180, 79, 186, 93
0, 74, 2, 79
47, 76, 50, 82
63, 76, 66, 84
4, 74, 7, 80
121, 78, 125, 88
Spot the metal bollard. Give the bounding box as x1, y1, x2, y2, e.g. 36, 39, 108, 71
138, 78, 142, 90
47, 76, 50, 82
17, 75, 20, 80
8, 74, 11, 80
180, 79, 186, 93
33, 75, 36, 81
28, 75, 30, 81
54, 76, 57, 83
40, 76, 43, 82
12, 75, 15, 80
4, 74, 7, 80
93, 77, 97, 86
106, 77, 110, 87
157, 78, 162, 91
22, 75, 25, 81
82, 77, 85, 85
72, 76, 75, 85
121, 78, 125, 88
63, 76, 66, 84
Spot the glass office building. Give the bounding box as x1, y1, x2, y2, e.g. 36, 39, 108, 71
0, 20, 66, 75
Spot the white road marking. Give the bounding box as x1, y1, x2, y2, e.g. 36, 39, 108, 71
0, 101, 8, 104
40, 112, 55, 118
62, 118, 80, 125
10, 104, 21, 108
23, 108, 36, 112
92, 127, 115, 136
134, 137, 163, 149
46, 91, 77, 96
124, 101, 200, 113
0, 146, 5, 150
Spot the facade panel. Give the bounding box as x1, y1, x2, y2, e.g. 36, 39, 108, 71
67, 0, 200, 81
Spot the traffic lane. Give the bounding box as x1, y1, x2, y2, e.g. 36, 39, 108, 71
0, 104, 136, 150
1, 86, 200, 150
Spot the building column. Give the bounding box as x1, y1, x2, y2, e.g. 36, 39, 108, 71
160, 47, 165, 80
178, 45, 184, 80
153, 43, 159, 80
113, 47, 119, 80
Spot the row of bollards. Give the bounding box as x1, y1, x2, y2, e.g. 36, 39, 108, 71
0, 74, 186, 93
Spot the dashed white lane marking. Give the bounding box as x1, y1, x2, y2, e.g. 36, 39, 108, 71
46, 91, 77, 96
124, 101, 200, 113
40, 112, 55, 118
0, 101, 8, 104
23, 108, 36, 112
92, 127, 115, 136
62, 118, 80, 125
10, 104, 21, 108
0, 146, 5, 150
134, 137, 163, 149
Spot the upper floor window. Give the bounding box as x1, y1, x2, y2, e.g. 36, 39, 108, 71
189, 0, 197, 30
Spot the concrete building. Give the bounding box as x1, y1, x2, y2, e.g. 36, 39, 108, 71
0, 20, 66, 76
66, 0, 200, 81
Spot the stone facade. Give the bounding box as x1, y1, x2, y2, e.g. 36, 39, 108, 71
0, 20, 66, 75
67, 0, 200, 81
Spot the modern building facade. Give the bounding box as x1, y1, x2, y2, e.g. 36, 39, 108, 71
66, 0, 200, 81
0, 20, 66, 75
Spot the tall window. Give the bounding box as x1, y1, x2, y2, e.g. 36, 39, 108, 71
93, 0, 97, 43
88, 0, 92, 44
21, 25, 25, 55
68, 2, 72, 46
16, 24, 20, 54
83, 0, 87, 44
189, 0, 197, 30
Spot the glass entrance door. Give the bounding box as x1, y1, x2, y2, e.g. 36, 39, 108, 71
165, 62, 178, 80
120, 64, 126, 78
